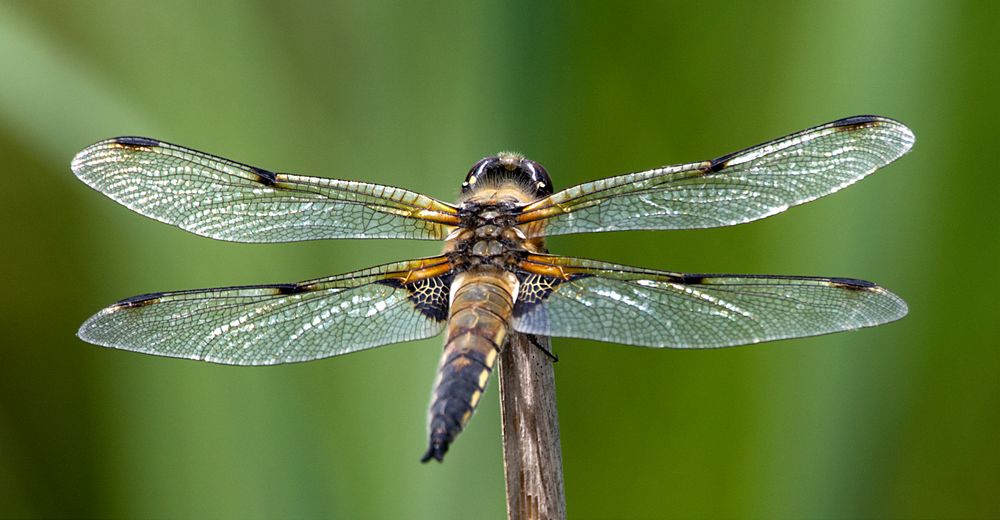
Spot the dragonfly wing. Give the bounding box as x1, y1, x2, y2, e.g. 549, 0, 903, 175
73, 137, 460, 242
512, 255, 907, 348
78, 257, 454, 365
518, 116, 914, 235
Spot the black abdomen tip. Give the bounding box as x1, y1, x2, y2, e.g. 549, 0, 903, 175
420, 441, 449, 463
421, 415, 458, 463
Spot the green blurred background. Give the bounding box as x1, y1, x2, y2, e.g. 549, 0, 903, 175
2, 1, 997, 518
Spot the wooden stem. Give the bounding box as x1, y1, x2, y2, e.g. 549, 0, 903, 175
498, 333, 566, 520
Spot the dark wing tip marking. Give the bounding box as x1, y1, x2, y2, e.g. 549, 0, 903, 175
702, 115, 905, 174
827, 277, 878, 290
113, 292, 163, 308
110, 137, 279, 187
113, 136, 160, 148
831, 115, 885, 132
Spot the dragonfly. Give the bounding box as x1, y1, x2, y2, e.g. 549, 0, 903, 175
73, 115, 914, 462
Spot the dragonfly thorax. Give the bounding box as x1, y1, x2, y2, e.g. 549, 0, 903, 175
446, 200, 543, 272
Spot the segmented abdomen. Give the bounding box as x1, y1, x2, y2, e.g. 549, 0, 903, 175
421, 269, 517, 462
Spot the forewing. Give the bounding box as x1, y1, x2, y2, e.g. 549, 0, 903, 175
513, 255, 907, 348
78, 257, 453, 365
72, 137, 460, 242
518, 116, 914, 236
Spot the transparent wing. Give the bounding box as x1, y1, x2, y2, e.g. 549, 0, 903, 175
72, 137, 460, 242
513, 255, 907, 348
518, 116, 914, 236
78, 257, 453, 365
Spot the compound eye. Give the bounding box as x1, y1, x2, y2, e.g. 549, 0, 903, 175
523, 160, 553, 197
463, 157, 496, 193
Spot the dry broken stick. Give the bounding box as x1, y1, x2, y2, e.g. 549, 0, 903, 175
498, 333, 567, 520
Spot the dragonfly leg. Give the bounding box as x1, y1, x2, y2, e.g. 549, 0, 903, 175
526, 334, 558, 363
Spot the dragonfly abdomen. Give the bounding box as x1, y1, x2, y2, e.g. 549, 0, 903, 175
421, 269, 518, 463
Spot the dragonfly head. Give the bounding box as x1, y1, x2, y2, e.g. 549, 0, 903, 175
462, 152, 553, 199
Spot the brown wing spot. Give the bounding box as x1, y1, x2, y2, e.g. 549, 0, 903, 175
668, 274, 706, 285
705, 147, 746, 173
831, 115, 881, 132
706, 157, 729, 173
274, 284, 310, 295
250, 166, 278, 187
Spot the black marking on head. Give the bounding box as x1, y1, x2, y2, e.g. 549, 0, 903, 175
377, 274, 452, 322
831, 115, 881, 132
114, 136, 159, 148
828, 277, 877, 290
463, 155, 553, 198
114, 292, 163, 308
251, 166, 278, 186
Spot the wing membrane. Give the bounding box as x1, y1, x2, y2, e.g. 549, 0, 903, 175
513, 255, 907, 348
78, 257, 453, 365
518, 116, 914, 236
72, 137, 460, 242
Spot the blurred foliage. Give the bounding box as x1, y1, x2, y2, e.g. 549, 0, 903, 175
1, 1, 997, 518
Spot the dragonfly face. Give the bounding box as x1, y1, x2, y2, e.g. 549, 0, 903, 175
73, 115, 914, 462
